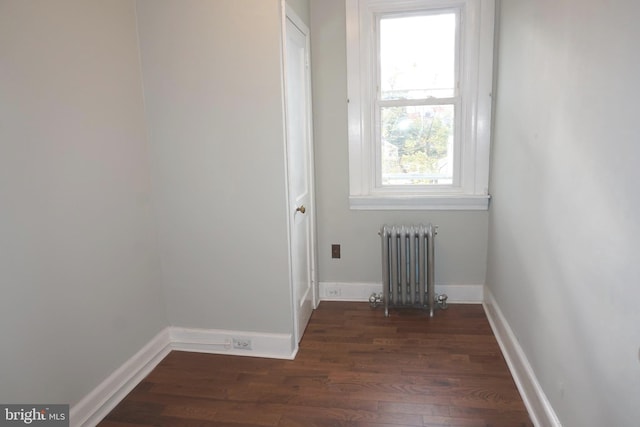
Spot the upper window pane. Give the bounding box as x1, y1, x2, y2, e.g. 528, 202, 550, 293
380, 13, 457, 100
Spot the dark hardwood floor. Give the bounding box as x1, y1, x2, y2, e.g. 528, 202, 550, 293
99, 302, 533, 427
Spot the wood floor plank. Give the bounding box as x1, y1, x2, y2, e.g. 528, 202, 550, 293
98, 302, 533, 427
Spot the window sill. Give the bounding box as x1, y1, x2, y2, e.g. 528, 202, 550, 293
349, 194, 491, 211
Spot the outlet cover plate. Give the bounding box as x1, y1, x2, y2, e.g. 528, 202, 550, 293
232, 338, 252, 350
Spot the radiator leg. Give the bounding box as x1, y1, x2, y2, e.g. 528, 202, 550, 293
427, 224, 436, 318
380, 226, 391, 317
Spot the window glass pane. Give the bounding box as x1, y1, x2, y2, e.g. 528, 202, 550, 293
381, 104, 454, 185
380, 13, 456, 100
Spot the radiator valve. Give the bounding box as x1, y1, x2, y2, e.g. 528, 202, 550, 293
435, 293, 449, 310
369, 293, 383, 308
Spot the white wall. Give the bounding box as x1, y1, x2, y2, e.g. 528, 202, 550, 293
310, 0, 489, 290
135, 0, 294, 334
488, 0, 640, 425
0, 0, 166, 406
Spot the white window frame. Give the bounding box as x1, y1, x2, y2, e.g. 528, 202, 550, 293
346, 0, 495, 210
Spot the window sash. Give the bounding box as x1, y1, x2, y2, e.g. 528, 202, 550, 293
376, 8, 461, 102
373, 100, 461, 191
373, 7, 462, 192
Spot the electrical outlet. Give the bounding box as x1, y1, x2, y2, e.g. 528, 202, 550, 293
327, 287, 342, 298
331, 244, 341, 259
232, 338, 252, 350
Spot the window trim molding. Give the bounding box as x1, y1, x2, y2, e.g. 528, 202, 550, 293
350, 194, 491, 210
346, 0, 495, 210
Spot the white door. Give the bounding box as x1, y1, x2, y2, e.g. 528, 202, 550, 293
284, 8, 315, 344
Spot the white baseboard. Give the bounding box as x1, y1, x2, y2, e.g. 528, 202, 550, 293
319, 281, 484, 303
170, 327, 296, 360
70, 328, 172, 427
483, 287, 562, 427
71, 327, 295, 426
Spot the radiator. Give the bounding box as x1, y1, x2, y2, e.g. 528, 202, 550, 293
377, 224, 447, 317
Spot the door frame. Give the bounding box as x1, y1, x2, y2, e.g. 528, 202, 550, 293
281, 2, 319, 352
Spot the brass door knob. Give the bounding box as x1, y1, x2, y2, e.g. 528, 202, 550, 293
296, 205, 306, 214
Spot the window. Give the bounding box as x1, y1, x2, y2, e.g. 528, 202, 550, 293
346, 0, 495, 210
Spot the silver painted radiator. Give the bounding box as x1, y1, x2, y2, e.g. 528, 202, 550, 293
378, 224, 447, 317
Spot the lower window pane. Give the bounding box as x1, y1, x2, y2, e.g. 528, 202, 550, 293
381, 104, 454, 185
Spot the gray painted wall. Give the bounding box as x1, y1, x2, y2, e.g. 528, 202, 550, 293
310, 0, 489, 288
0, 0, 299, 409
286, 0, 310, 25
488, 0, 640, 425
135, 0, 294, 334
0, 0, 167, 405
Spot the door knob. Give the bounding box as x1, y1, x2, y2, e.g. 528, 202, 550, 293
296, 205, 306, 214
